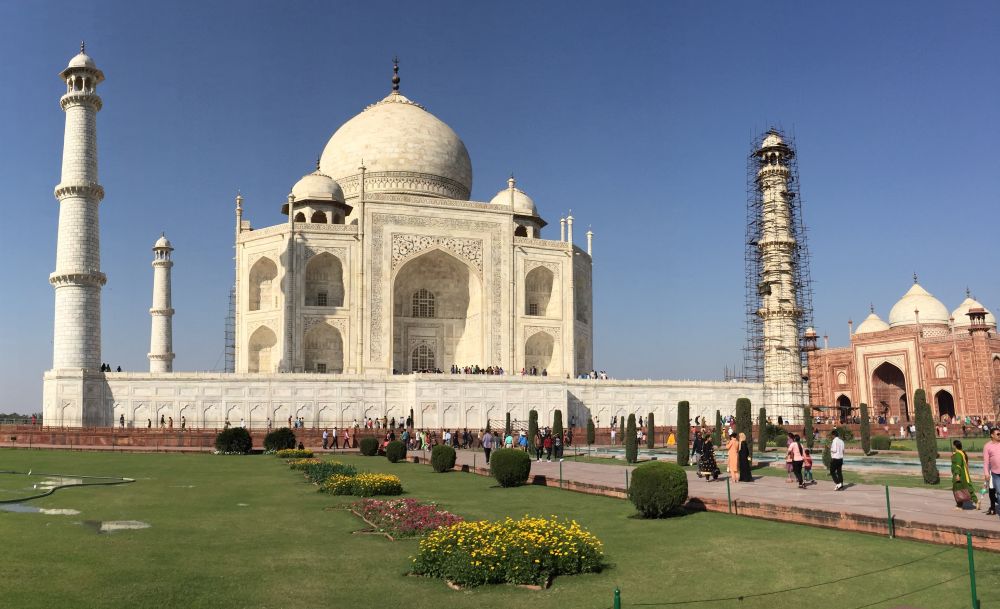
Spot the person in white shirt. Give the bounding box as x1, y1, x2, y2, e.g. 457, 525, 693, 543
829, 429, 846, 490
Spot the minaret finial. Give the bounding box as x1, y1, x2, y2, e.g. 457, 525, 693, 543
870, 303, 875, 314
508, 173, 515, 189
913, 272, 918, 284
966, 286, 971, 298
80, 40, 85, 53
391, 56, 400, 92
316, 156, 321, 171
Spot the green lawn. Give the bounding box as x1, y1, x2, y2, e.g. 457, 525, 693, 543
1, 448, 998, 609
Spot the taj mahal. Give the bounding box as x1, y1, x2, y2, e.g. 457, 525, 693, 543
42, 47, 763, 429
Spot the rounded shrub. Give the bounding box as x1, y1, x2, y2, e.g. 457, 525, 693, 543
431, 444, 457, 472
871, 435, 891, 451
359, 436, 379, 456
628, 461, 688, 518
489, 448, 531, 487
385, 440, 407, 463
215, 427, 252, 454
264, 427, 296, 451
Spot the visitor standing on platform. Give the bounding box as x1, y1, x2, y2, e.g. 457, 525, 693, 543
983, 427, 1000, 519
482, 429, 494, 464
951, 440, 977, 509
697, 433, 719, 481
737, 432, 753, 482
787, 434, 806, 489
830, 429, 845, 491
322, 429, 329, 450
726, 432, 739, 483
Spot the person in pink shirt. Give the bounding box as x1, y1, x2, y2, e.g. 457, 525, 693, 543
984, 427, 1000, 519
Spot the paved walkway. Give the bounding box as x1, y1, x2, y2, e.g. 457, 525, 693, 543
440, 447, 1000, 538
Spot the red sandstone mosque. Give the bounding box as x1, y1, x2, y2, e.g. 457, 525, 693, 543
806, 279, 999, 423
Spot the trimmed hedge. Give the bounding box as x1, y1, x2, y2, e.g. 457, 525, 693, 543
713, 410, 722, 447
735, 398, 752, 456
431, 444, 457, 472
264, 427, 296, 451
359, 436, 379, 456
215, 427, 252, 454
385, 440, 407, 463
677, 401, 690, 466
803, 407, 814, 449
489, 448, 531, 487
528, 409, 540, 460
586, 417, 595, 445
505, 412, 512, 437
757, 407, 767, 453
914, 389, 940, 484
625, 414, 638, 463
860, 403, 872, 455
628, 461, 689, 518
871, 435, 891, 451
646, 412, 655, 449
553, 409, 564, 439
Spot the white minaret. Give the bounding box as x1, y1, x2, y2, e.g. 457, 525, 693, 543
51, 43, 106, 371
755, 130, 806, 419
148, 234, 175, 372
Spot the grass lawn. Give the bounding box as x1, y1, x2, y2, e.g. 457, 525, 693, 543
1, 448, 998, 609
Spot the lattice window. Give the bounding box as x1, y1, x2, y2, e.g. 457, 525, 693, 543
316, 363, 327, 373
412, 289, 436, 318
317, 292, 327, 307
528, 303, 539, 316
411, 345, 435, 371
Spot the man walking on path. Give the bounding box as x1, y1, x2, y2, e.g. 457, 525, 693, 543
830, 429, 846, 491
482, 429, 494, 464
984, 427, 1000, 519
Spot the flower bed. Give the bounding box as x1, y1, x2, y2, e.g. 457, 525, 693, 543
412, 516, 605, 588
287, 458, 321, 470
275, 448, 313, 459
351, 498, 462, 539
321, 472, 402, 497
302, 461, 357, 484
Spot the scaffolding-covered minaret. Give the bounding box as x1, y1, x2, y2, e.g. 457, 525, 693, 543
746, 129, 812, 420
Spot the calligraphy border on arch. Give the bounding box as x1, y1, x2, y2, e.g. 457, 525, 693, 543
370, 213, 504, 364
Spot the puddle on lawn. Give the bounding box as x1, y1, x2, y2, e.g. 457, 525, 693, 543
0, 503, 80, 515
82, 520, 151, 533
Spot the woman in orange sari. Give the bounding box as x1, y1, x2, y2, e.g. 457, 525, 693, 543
726, 431, 740, 482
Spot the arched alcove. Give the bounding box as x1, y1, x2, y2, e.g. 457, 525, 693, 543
311, 211, 327, 224
525, 331, 555, 374
248, 257, 278, 312
304, 253, 344, 307
836, 394, 852, 423
304, 323, 344, 373
525, 266, 555, 317
247, 326, 277, 373
935, 389, 955, 420
871, 362, 907, 421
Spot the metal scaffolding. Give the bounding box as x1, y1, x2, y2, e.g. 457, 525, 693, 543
224, 286, 236, 373
742, 129, 814, 400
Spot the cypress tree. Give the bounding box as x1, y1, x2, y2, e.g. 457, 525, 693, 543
625, 414, 638, 464
619, 416, 625, 445
713, 410, 722, 447
586, 417, 595, 446
860, 403, 871, 455
528, 410, 539, 458
677, 401, 690, 466
505, 412, 512, 437
913, 390, 940, 484
553, 409, 564, 439
803, 407, 814, 449
735, 398, 752, 457
757, 407, 767, 452
646, 412, 655, 449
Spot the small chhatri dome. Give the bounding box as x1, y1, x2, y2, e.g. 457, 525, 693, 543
153, 233, 173, 250
951, 295, 997, 329
803, 327, 818, 337
888, 282, 950, 327
319, 59, 472, 200
489, 175, 538, 216
761, 130, 783, 148
290, 168, 345, 204
855, 311, 889, 334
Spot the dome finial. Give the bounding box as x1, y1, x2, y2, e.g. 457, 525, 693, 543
508, 173, 516, 189
316, 156, 321, 171
870, 303, 875, 314
80, 40, 85, 53
913, 272, 918, 284
391, 55, 400, 92
966, 286, 971, 298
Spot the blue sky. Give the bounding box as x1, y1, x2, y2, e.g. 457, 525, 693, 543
1, 1, 998, 412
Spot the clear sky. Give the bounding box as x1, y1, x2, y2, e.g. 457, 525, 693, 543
1, 1, 998, 412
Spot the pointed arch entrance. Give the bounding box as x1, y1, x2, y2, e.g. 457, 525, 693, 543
391, 249, 483, 372
871, 362, 908, 421
836, 394, 852, 423
934, 389, 955, 420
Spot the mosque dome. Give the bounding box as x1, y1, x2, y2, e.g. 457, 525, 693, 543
888, 282, 950, 327
951, 295, 997, 329
319, 83, 472, 201
489, 177, 538, 216
855, 312, 889, 334
290, 169, 344, 203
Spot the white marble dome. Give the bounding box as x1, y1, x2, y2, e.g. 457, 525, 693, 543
888, 283, 950, 327
67, 52, 96, 69
153, 234, 172, 249
855, 312, 889, 334
489, 178, 538, 216
951, 296, 997, 328
291, 170, 344, 203
761, 131, 783, 148
319, 91, 472, 200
